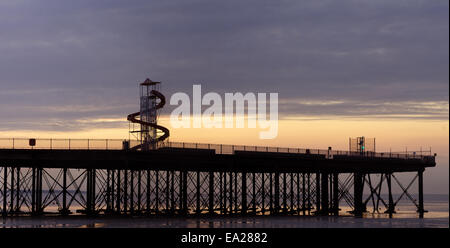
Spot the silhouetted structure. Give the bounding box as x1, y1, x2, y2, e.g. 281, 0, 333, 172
0, 142, 435, 217
127, 78, 169, 150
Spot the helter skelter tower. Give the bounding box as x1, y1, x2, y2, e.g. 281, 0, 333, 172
127, 78, 170, 151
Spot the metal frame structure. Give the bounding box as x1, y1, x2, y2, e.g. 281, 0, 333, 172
0, 163, 430, 217
127, 78, 170, 151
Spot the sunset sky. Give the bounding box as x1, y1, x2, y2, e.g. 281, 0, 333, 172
0, 0, 448, 193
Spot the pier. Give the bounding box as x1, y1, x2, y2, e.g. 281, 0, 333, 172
0, 138, 435, 217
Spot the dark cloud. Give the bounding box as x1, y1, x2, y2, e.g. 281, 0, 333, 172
0, 0, 448, 131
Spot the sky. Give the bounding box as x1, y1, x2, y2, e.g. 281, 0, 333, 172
0, 0, 448, 193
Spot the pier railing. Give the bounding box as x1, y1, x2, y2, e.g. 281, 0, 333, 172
0, 138, 433, 160
158, 141, 433, 160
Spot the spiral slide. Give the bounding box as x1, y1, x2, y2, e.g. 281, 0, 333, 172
127, 88, 170, 150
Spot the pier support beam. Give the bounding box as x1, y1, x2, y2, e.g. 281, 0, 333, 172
124, 169, 128, 214
234, 172, 238, 212
130, 170, 134, 214
31, 167, 35, 214
222, 172, 226, 214
241, 172, 247, 215
229, 172, 233, 214
274, 172, 280, 214
315, 173, 320, 213
116, 170, 121, 213
282, 173, 287, 213
209, 172, 214, 215
146, 170, 151, 213
353, 172, 364, 216
33, 168, 43, 215
86, 168, 91, 214
86, 169, 96, 215
385, 173, 396, 215
170, 171, 175, 213
137, 171, 141, 213
296, 173, 300, 214
111, 170, 115, 212
15, 168, 20, 213
166, 171, 170, 213
145, 170, 151, 214
155, 171, 159, 214
61, 168, 69, 215
417, 169, 426, 217
92, 169, 96, 215
302, 173, 306, 215
106, 169, 111, 213
333, 173, 339, 215
196, 171, 201, 214
182, 171, 188, 214
10, 167, 14, 214
2, 166, 7, 216
261, 173, 265, 215
177, 171, 182, 214
321, 172, 329, 215
253, 173, 257, 214
269, 173, 273, 214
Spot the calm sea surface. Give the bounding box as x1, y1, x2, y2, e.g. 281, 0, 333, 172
1, 194, 448, 228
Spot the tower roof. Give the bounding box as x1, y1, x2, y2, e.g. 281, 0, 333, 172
140, 78, 161, 86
